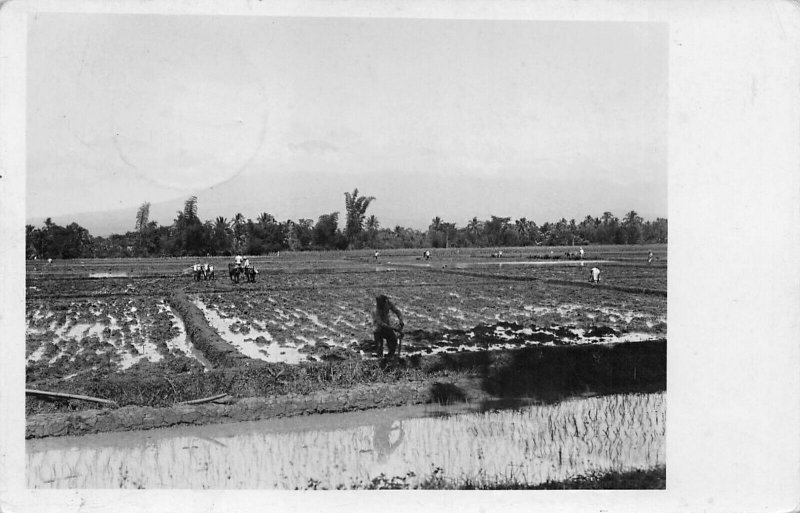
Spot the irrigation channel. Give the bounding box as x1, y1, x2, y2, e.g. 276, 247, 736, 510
27, 391, 664, 489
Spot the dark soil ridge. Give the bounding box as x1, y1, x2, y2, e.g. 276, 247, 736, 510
166, 291, 251, 368
26, 279, 504, 300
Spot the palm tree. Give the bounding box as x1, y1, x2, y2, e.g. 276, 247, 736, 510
467, 217, 481, 235
344, 188, 376, 242
257, 212, 275, 227
601, 211, 617, 226
214, 216, 229, 231
515, 218, 529, 243
232, 212, 246, 253
365, 214, 380, 232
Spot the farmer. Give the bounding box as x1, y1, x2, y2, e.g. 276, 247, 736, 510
243, 257, 251, 269
372, 294, 404, 358
424, 250, 431, 260
648, 251, 654, 264
374, 251, 380, 261
589, 267, 601, 285
234, 254, 244, 268
579, 247, 584, 259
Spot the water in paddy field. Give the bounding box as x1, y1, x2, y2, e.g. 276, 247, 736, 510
27, 392, 665, 489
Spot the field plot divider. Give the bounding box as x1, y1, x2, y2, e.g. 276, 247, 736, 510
167, 292, 253, 369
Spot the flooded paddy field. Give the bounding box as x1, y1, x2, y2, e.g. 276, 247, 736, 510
26, 249, 666, 376
25, 246, 666, 489
189, 271, 666, 364
470, 263, 667, 291
27, 392, 665, 489
25, 295, 208, 381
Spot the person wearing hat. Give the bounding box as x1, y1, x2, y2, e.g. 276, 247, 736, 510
372, 294, 404, 358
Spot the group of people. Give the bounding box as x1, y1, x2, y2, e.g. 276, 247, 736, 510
192, 262, 215, 281
233, 254, 253, 270
230, 254, 258, 283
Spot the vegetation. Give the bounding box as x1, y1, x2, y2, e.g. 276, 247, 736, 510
355, 466, 666, 490
26, 190, 667, 258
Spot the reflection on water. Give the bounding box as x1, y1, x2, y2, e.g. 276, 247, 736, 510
369, 419, 405, 464
27, 392, 664, 489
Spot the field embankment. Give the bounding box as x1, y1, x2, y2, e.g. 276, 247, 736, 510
26, 339, 665, 438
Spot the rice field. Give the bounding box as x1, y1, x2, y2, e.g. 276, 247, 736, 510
27, 392, 665, 489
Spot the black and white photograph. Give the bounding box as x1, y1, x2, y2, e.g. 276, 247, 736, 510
1, 0, 798, 511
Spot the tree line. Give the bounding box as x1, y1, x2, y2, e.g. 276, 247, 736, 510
26, 189, 667, 259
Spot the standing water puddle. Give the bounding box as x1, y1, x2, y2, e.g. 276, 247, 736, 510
193, 299, 305, 364
27, 392, 665, 489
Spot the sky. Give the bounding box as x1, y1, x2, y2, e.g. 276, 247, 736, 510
26, 14, 667, 235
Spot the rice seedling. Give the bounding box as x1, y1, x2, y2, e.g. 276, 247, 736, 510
27, 392, 664, 489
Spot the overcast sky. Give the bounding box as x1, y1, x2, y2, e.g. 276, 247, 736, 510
27, 15, 667, 234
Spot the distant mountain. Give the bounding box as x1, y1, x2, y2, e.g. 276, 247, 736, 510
27, 170, 666, 237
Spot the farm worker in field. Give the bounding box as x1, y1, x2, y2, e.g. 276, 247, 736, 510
243, 258, 251, 269
47, 258, 52, 265
372, 294, 404, 358
424, 250, 431, 260
234, 254, 243, 266
589, 267, 601, 284
579, 247, 584, 259
374, 251, 380, 260
648, 251, 654, 264
498, 250, 503, 258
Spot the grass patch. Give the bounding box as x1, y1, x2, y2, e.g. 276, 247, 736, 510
26, 340, 666, 414
319, 466, 666, 490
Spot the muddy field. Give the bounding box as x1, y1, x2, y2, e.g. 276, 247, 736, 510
26, 246, 666, 379
25, 245, 667, 488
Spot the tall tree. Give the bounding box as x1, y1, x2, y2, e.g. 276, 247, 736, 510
134, 202, 151, 256
257, 212, 275, 227
135, 202, 150, 233
427, 217, 444, 247
212, 216, 232, 255
183, 196, 198, 223
622, 210, 644, 245
466, 217, 483, 245
344, 188, 376, 245
232, 212, 246, 253
313, 212, 345, 249
484, 216, 511, 246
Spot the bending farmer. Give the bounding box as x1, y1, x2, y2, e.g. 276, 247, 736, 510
372, 294, 404, 358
